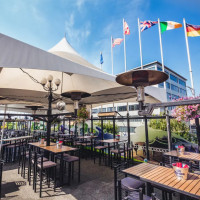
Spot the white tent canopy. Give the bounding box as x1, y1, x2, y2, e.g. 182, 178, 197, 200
0, 33, 164, 113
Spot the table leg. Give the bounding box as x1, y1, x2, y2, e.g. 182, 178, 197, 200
60, 153, 64, 186
146, 182, 152, 197
108, 143, 110, 166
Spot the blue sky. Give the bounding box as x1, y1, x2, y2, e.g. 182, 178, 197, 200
0, 0, 200, 95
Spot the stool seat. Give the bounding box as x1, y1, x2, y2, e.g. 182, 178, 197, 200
111, 149, 124, 154
95, 146, 108, 150
63, 156, 79, 162
121, 177, 145, 191
56, 153, 70, 159
37, 161, 57, 169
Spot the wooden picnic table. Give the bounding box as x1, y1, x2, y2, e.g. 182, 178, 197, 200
164, 150, 200, 162
123, 163, 200, 199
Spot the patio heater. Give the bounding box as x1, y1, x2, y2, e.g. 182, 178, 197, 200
25, 105, 44, 115
116, 69, 168, 160
61, 91, 91, 117
61, 91, 91, 136
41, 75, 61, 146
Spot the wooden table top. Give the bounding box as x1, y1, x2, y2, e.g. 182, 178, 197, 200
164, 150, 200, 162
99, 139, 121, 143
29, 142, 56, 147
40, 145, 77, 154
77, 136, 98, 139
123, 163, 200, 199
3, 136, 33, 142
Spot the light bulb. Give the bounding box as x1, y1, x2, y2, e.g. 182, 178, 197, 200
54, 78, 61, 86
47, 75, 53, 82
41, 78, 47, 86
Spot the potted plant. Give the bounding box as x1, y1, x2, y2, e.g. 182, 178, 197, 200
77, 106, 90, 123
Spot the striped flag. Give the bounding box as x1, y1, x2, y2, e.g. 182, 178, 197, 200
186, 23, 200, 37
160, 21, 182, 33
140, 20, 158, 32
124, 20, 130, 35
112, 38, 123, 47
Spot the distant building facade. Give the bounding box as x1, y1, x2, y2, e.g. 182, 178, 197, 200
92, 61, 187, 135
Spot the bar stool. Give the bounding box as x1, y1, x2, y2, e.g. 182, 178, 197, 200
33, 152, 57, 198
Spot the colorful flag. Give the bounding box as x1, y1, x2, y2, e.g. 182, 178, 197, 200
100, 52, 103, 64
124, 20, 130, 35
186, 23, 200, 37
140, 21, 158, 32
160, 21, 182, 33
112, 38, 123, 47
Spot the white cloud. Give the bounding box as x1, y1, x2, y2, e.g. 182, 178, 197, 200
65, 13, 91, 48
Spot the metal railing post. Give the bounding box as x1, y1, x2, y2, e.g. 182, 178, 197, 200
144, 117, 150, 160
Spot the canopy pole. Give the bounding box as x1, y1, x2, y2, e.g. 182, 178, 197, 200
0, 105, 7, 159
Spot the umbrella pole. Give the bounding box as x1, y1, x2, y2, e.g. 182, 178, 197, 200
0, 104, 7, 160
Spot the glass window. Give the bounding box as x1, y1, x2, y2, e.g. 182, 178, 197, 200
107, 107, 116, 112
99, 108, 106, 112
171, 84, 179, 92
119, 126, 135, 133
129, 104, 139, 111
170, 74, 178, 83
179, 79, 186, 87
92, 109, 98, 114
130, 119, 142, 122
180, 88, 187, 96
171, 94, 179, 100
158, 82, 164, 88
117, 106, 127, 112
165, 70, 169, 75
167, 93, 171, 101
157, 66, 162, 71
166, 82, 170, 89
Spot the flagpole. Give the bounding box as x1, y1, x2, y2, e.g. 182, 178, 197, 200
183, 18, 195, 97
100, 52, 102, 70
111, 36, 114, 75
158, 18, 166, 89
123, 18, 127, 72
138, 18, 143, 69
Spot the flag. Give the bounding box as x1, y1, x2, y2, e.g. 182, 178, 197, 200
112, 38, 123, 47
124, 20, 130, 35
140, 21, 158, 32
160, 21, 182, 33
186, 23, 200, 37
100, 52, 103, 64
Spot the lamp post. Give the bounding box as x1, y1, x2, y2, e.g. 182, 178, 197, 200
41, 75, 61, 146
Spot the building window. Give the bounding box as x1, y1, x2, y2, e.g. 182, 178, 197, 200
158, 82, 164, 88
157, 66, 162, 71
166, 82, 170, 89
107, 107, 116, 112
170, 74, 178, 83
92, 109, 98, 114
171, 94, 179, 100
165, 70, 169, 75
130, 119, 142, 122
180, 88, 187, 96
167, 93, 171, 101
179, 79, 186, 87
119, 126, 135, 133
117, 106, 127, 112
171, 84, 179, 92
99, 108, 106, 112
129, 104, 139, 111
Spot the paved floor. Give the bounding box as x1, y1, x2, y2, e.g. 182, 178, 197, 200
2, 159, 114, 200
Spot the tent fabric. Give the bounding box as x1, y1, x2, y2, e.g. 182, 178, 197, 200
0, 33, 164, 113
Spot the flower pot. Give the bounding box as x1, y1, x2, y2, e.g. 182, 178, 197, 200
57, 143, 62, 149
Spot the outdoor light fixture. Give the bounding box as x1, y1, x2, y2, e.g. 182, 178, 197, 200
40, 75, 61, 146
116, 69, 168, 111
98, 111, 118, 117
25, 105, 44, 115
61, 91, 91, 116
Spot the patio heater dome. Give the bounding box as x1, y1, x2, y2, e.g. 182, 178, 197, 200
25, 105, 44, 115
61, 91, 91, 116
116, 69, 168, 111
